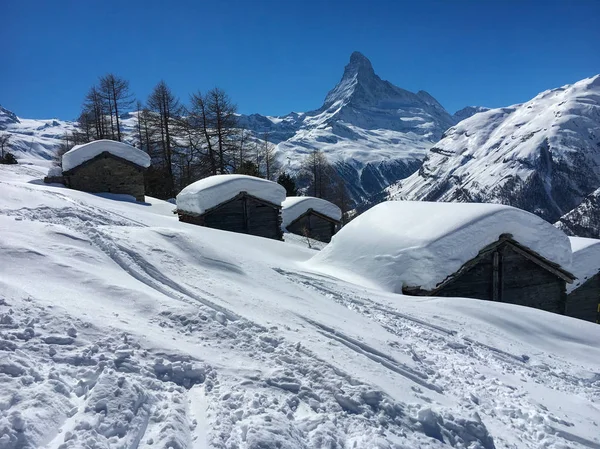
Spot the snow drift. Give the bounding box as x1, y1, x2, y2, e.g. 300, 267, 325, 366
176, 174, 286, 215
1, 164, 600, 449
281, 196, 342, 229
310, 201, 572, 292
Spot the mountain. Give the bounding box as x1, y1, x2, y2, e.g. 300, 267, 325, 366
388, 75, 600, 222
452, 106, 490, 122
2, 52, 455, 203
237, 52, 456, 203
0, 105, 78, 164
555, 187, 600, 238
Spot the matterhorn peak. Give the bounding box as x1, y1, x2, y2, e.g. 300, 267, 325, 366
347, 51, 374, 74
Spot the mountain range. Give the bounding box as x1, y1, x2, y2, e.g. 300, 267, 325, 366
2, 54, 600, 237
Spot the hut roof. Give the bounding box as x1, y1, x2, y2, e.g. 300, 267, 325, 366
567, 237, 600, 293
62, 140, 151, 173
176, 174, 286, 216
282, 197, 342, 228
309, 201, 573, 292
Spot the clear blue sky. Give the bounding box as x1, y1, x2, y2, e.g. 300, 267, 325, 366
3, 0, 599, 120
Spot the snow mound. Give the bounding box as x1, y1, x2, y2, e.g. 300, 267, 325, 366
281, 196, 342, 228
62, 140, 151, 173
568, 237, 600, 293
310, 201, 572, 292
176, 174, 286, 215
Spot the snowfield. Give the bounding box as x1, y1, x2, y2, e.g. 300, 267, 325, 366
1, 164, 600, 449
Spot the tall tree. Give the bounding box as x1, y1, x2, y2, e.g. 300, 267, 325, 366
189, 91, 217, 175
99, 74, 133, 142
147, 80, 182, 197
258, 132, 280, 180
206, 88, 238, 174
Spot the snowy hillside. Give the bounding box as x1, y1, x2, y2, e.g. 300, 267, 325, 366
555, 187, 600, 238
2, 164, 600, 449
388, 75, 600, 222
236, 52, 457, 202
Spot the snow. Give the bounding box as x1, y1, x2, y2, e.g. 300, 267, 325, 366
176, 174, 286, 215
567, 237, 600, 293
62, 139, 151, 173
390, 74, 600, 222
281, 196, 342, 228
1, 163, 600, 449
310, 201, 572, 292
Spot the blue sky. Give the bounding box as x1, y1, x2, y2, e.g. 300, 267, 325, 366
3, 0, 599, 120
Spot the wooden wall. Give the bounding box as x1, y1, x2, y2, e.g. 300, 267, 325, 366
433, 242, 567, 314
179, 194, 282, 240
287, 212, 337, 243
566, 274, 600, 323
65, 155, 145, 202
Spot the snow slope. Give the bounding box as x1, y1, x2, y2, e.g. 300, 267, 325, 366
1, 164, 600, 449
62, 139, 151, 172
310, 201, 572, 292
389, 75, 600, 222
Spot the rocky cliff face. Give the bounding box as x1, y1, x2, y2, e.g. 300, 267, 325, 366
388, 75, 600, 222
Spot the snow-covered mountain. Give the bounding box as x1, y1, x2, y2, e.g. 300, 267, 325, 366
452, 106, 490, 122
2, 162, 600, 449
555, 187, 600, 238
237, 52, 456, 202
388, 75, 600, 222
0, 105, 77, 165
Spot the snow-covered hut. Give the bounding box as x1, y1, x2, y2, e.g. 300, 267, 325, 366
311, 201, 575, 314
61, 140, 151, 202
282, 197, 342, 243
176, 174, 286, 240
565, 237, 600, 323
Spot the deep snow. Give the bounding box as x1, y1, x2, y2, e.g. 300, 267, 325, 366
568, 237, 600, 293
281, 197, 342, 229
1, 164, 600, 449
311, 201, 572, 292
176, 174, 286, 215
62, 140, 151, 173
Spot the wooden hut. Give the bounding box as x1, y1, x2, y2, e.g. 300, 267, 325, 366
565, 237, 600, 323
176, 174, 286, 240
311, 201, 575, 314
61, 140, 150, 202
282, 197, 342, 243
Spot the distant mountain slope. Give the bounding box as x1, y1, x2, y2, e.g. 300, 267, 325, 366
555, 187, 600, 238
0, 105, 77, 165
452, 106, 490, 122
237, 52, 456, 202
388, 75, 600, 222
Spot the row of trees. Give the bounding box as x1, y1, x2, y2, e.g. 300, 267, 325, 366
62, 74, 350, 215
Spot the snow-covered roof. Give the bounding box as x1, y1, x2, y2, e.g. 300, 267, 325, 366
281, 196, 342, 228
567, 237, 600, 293
176, 174, 286, 216
310, 201, 573, 292
62, 140, 151, 173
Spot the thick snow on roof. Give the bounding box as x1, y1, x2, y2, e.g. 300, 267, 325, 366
568, 237, 600, 293
310, 201, 572, 292
281, 196, 342, 228
62, 139, 151, 172
176, 174, 286, 215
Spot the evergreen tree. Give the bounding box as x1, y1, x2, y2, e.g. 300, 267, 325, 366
277, 172, 298, 196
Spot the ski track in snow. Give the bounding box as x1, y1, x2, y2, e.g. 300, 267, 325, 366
1, 165, 599, 449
